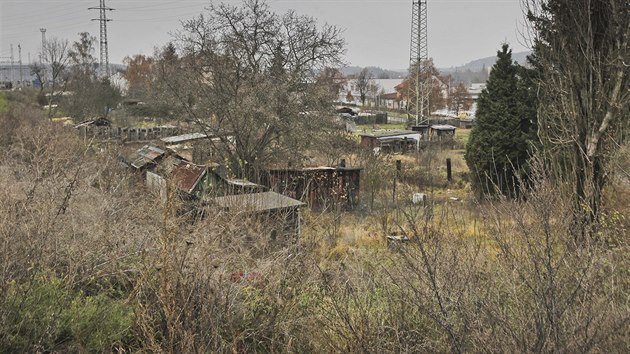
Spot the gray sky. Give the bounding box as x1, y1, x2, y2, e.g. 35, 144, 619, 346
1, 0, 530, 69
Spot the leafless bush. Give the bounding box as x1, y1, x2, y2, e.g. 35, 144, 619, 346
475, 158, 629, 352
131, 196, 321, 352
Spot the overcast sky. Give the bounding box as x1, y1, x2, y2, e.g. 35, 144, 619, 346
1, 0, 530, 69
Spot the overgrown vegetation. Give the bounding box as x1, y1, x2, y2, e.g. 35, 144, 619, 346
1, 0, 628, 352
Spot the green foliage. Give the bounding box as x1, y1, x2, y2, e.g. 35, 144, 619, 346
1, 274, 133, 352
0, 93, 8, 113
465, 44, 536, 197
62, 32, 122, 120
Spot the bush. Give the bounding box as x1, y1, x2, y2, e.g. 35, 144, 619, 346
0, 274, 133, 352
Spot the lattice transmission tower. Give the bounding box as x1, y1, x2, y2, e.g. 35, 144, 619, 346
89, 0, 114, 77
408, 0, 430, 126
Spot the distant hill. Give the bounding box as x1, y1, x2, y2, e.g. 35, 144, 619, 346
340, 51, 531, 83
440, 51, 532, 74
340, 66, 407, 79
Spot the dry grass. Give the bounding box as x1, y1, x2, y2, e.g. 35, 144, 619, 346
2, 91, 629, 352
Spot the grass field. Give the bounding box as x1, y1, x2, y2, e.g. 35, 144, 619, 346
0, 93, 8, 114
455, 128, 472, 147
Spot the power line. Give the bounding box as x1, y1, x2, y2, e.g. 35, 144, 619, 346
89, 0, 114, 77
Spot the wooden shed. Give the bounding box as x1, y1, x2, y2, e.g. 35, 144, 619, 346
266, 165, 361, 211
359, 130, 421, 153
207, 191, 305, 240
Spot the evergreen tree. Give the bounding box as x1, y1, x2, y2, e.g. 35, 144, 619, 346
465, 44, 535, 197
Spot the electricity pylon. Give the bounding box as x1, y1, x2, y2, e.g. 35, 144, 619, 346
408, 0, 430, 126
89, 0, 114, 77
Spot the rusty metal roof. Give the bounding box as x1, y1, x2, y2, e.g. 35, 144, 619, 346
128, 145, 167, 169
173, 162, 207, 194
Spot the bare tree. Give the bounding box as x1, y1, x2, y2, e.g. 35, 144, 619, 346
161, 0, 345, 180
524, 0, 630, 241
448, 82, 472, 114
355, 68, 374, 106
43, 37, 70, 119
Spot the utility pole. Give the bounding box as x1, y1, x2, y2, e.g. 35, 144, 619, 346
40, 28, 47, 87
18, 44, 23, 87
40, 28, 47, 64
10, 44, 14, 85
408, 0, 430, 127
89, 0, 114, 77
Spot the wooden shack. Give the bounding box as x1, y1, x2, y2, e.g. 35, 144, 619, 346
266, 165, 361, 211
429, 124, 457, 141
207, 191, 305, 240
359, 130, 421, 153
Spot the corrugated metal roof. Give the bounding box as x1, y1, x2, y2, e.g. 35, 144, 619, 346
173, 162, 207, 194
430, 124, 457, 131
74, 117, 112, 128
128, 145, 167, 169
225, 179, 261, 187
161, 132, 208, 144
209, 191, 304, 212
360, 130, 418, 138
138, 145, 166, 159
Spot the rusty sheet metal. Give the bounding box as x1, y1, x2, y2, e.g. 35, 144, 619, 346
173, 162, 206, 193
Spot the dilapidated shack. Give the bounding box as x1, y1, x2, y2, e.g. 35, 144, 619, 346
359, 130, 421, 153
207, 191, 305, 240
266, 165, 361, 211
429, 124, 456, 141
121, 144, 168, 172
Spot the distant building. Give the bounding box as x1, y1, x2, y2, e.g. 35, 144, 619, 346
339, 78, 405, 107
359, 130, 421, 153
429, 124, 457, 141
468, 83, 486, 101
377, 92, 404, 110
0, 64, 37, 88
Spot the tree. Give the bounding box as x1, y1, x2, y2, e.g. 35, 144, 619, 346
448, 83, 473, 114
345, 90, 354, 103
68, 32, 97, 79
354, 68, 373, 106
64, 32, 121, 120
163, 0, 345, 179
315, 67, 346, 103
124, 54, 155, 99
465, 44, 535, 197
30, 63, 45, 93
40, 37, 70, 119
397, 59, 447, 115
367, 81, 381, 108
525, 0, 630, 241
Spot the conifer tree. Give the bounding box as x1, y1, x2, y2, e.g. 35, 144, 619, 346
465, 44, 534, 197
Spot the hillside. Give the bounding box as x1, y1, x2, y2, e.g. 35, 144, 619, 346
342, 51, 531, 84
440, 50, 532, 73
